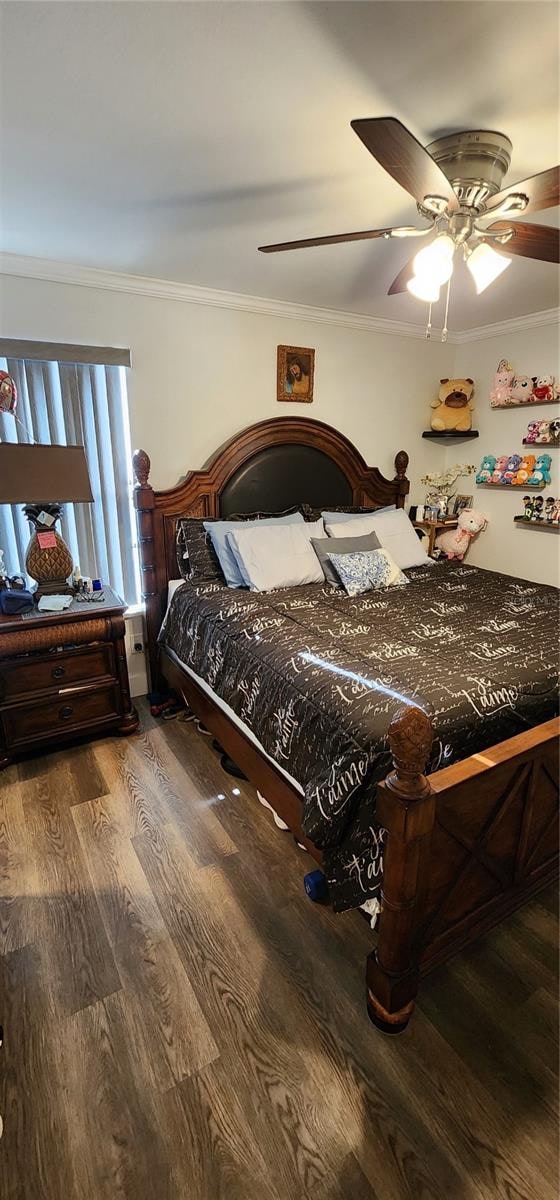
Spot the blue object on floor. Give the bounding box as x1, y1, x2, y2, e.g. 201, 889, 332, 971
304, 869, 328, 903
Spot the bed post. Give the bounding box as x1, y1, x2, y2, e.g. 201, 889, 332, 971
366, 704, 434, 1033
133, 449, 161, 692
394, 450, 409, 509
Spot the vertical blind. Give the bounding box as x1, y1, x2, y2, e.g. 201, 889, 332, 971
0, 357, 140, 604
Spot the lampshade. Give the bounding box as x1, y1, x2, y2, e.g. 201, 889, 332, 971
412, 234, 455, 287
407, 275, 441, 303
465, 242, 512, 294
0, 443, 93, 504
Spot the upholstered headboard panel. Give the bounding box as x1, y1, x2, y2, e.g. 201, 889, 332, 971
220, 444, 352, 516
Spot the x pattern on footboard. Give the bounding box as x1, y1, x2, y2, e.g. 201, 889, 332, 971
419, 733, 559, 973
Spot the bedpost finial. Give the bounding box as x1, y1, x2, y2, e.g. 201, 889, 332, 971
394, 450, 409, 480
133, 448, 151, 487
387, 704, 432, 797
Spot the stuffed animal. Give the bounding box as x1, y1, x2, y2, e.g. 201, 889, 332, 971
527, 453, 552, 486
545, 496, 556, 522
531, 374, 556, 403
475, 455, 496, 484
524, 420, 541, 444
537, 420, 552, 444
510, 375, 534, 404
502, 454, 522, 484
532, 496, 544, 521
489, 360, 514, 407
490, 454, 509, 484
435, 509, 488, 560
522, 495, 534, 520
550, 418, 560, 446
513, 454, 536, 486
430, 378, 475, 431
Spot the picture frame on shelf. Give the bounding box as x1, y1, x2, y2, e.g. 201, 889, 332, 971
453, 494, 473, 515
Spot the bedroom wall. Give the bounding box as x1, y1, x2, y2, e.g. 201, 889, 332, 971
451, 324, 559, 588
2, 267, 556, 598
0, 271, 452, 505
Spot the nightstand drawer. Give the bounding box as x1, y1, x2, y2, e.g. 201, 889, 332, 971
0, 644, 115, 701
2, 683, 122, 749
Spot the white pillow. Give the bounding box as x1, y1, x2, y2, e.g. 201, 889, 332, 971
321, 504, 395, 523
204, 511, 304, 588
327, 508, 431, 569
227, 518, 326, 591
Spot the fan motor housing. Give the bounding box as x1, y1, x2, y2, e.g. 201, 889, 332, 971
426, 130, 513, 211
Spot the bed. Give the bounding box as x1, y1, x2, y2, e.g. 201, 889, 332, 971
133, 416, 559, 1033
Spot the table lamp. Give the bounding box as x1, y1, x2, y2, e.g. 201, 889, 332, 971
0, 443, 93, 596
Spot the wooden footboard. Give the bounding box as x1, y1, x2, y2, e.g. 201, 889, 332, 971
367, 709, 560, 1031
164, 646, 558, 1035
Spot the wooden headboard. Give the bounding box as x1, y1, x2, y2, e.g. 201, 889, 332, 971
132, 416, 409, 689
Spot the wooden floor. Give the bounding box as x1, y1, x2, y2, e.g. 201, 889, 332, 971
1, 699, 558, 1200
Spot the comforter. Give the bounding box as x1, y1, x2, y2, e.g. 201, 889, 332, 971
160, 562, 559, 910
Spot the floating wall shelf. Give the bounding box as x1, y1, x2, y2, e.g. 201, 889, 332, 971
522, 438, 559, 447
422, 430, 479, 442
492, 400, 559, 410
514, 517, 559, 531
477, 483, 546, 491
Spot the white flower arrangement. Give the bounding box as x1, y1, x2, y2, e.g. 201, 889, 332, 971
420, 463, 476, 489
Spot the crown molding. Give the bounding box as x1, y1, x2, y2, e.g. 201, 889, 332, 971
0, 253, 428, 340
1, 252, 558, 345
452, 307, 559, 343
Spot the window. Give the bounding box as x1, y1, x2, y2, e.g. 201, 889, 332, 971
0, 354, 140, 605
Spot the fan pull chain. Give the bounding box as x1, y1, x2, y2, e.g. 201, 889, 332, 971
425, 302, 433, 340
441, 277, 451, 342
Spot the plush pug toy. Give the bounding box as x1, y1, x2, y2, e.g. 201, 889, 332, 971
513, 454, 536, 486
430, 378, 475, 431
510, 375, 535, 404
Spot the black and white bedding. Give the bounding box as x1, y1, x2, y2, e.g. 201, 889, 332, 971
160, 562, 559, 911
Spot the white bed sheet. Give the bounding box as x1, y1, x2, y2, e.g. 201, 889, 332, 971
164, 646, 305, 797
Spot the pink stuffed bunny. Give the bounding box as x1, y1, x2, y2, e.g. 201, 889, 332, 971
435, 509, 488, 560
489, 360, 514, 407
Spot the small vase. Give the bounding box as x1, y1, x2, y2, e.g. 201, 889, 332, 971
24, 504, 73, 596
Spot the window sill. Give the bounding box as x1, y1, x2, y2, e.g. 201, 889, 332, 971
125, 602, 145, 618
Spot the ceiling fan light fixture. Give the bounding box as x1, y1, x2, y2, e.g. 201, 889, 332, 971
466, 241, 512, 293
412, 233, 455, 288
407, 274, 441, 303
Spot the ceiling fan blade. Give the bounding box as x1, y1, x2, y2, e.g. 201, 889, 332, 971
387, 254, 417, 295
487, 221, 560, 263
484, 165, 559, 217
258, 226, 398, 252
351, 117, 459, 212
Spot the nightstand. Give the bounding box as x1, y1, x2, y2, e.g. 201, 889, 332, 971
413, 517, 458, 557
0, 586, 139, 769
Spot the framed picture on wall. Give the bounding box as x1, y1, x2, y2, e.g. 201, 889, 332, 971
277, 345, 315, 403
453, 494, 473, 515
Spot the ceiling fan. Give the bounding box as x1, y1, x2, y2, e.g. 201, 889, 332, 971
258, 118, 559, 337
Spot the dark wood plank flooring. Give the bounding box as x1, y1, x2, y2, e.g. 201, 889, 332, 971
1, 699, 558, 1200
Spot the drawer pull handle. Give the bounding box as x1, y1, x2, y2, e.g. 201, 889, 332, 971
52, 666, 66, 679
59, 704, 74, 721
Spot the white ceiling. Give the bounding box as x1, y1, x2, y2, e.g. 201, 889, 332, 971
1, 1, 558, 330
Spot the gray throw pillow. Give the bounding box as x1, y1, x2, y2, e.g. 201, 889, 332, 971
311, 531, 381, 585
